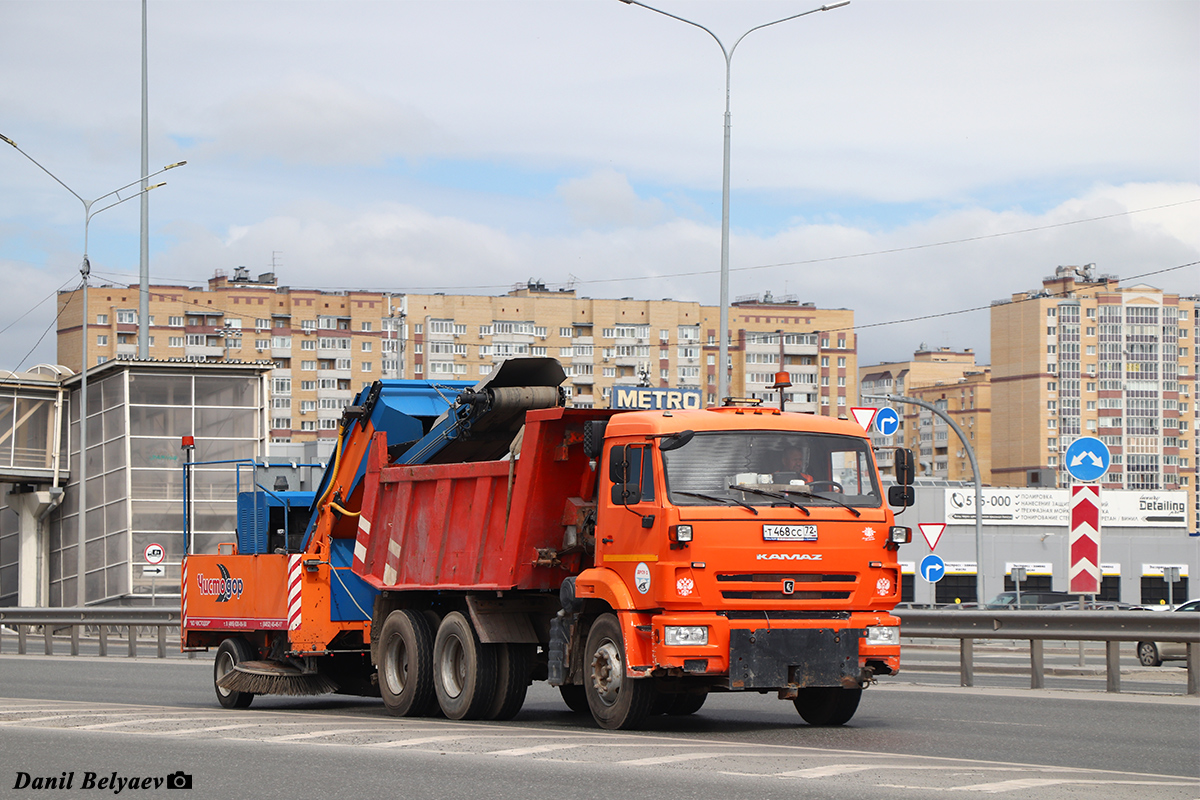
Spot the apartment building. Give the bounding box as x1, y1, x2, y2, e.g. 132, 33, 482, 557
859, 347, 991, 482
56, 271, 858, 442
991, 266, 1197, 529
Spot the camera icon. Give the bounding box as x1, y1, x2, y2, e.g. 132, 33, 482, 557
165, 771, 193, 790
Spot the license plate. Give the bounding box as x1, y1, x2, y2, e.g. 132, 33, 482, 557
763, 524, 818, 541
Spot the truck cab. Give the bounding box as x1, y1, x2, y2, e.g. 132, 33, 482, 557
569, 402, 911, 728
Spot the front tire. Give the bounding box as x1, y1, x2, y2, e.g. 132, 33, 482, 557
794, 686, 862, 726
432, 611, 497, 720
379, 610, 436, 717
666, 691, 708, 716
214, 638, 257, 709
584, 613, 654, 730
486, 643, 533, 721
559, 684, 589, 713
1137, 641, 1162, 667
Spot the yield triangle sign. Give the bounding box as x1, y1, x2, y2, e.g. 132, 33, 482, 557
850, 407, 877, 432
919, 523, 945, 551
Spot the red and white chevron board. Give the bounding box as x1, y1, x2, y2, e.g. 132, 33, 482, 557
180, 558, 189, 649
1069, 484, 1101, 594
287, 555, 303, 631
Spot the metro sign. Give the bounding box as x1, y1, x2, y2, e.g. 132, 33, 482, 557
1069, 485, 1102, 594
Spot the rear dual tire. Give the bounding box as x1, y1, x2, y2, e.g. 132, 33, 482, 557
380, 610, 437, 717
433, 611, 497, 720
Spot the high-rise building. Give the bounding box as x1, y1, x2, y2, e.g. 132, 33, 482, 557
991, 266, 1196, 528
56, 272, 858, 443
859, 347, 991, 483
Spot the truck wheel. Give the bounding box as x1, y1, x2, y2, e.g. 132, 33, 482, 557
793, 687, 862, 726
379, 610, 436, 717
214, 638, 257, 709
433, 612, 497, 720
486, 643, 533, 721
558, 684, 589, 713
666, 691, 708, 716
584, 613, 654, 730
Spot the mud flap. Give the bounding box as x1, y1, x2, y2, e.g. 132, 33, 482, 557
728, 628, 861, 690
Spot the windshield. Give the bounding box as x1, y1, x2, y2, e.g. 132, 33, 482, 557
662, 431, 881, 508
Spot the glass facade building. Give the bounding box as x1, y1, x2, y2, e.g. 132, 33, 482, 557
0, 361, 268, 606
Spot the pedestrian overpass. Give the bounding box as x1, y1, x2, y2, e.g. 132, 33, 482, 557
0, 365, 70, 606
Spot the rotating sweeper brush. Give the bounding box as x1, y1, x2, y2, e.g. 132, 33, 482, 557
216, 660, 338, 696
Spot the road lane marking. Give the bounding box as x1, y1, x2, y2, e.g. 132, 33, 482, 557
778, 764, 879, 778
263, 728, 380, 741
0, 713, 143, 726
371, 735, 478, 748
488, 743, 584, 756
618, 753, 731, 766
74, 716, 209, 730
157, 723, 265, 735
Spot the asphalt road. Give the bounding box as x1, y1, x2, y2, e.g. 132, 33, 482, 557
1, 654, 1196, 800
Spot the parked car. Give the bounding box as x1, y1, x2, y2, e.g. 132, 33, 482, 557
982, 591, 1074, 609
1137, 599, 1200, 666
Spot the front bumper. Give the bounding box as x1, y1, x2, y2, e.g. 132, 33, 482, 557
643, 611, 901, 689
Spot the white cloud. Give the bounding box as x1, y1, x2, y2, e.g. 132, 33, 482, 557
557, 169, 668, 229
1, 2, 1196, 373
201, 76, 447, 165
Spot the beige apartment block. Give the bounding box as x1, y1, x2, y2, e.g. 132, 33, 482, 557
56, 272, 856, 442
991, 265, 1197, 529
859, 347, 990, 482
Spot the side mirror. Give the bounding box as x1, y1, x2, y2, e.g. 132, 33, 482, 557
888, 485, 915, 508
659, 429, 694, 452
608, 445, 627, 484
894, 448, 915, 486
611, 482, 641, 506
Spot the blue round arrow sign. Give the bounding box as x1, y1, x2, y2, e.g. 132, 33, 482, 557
875, 407, 900, 436
920, 554, 946, 583
1064, 436, 1110, 482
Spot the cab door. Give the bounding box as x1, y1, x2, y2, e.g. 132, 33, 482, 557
597, 442, 661, 604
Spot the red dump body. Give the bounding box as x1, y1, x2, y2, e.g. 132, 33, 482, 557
351, 406, 610, 591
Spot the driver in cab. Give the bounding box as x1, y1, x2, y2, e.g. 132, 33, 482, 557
778, 443, 821, 485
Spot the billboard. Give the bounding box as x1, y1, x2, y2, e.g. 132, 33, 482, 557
942, 487, 1187, 528
611, 386, 703, 411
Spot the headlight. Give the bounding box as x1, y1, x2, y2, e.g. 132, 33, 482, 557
864, 626, 900, 647
671, 524, 693, 543
664, 625, 708, 646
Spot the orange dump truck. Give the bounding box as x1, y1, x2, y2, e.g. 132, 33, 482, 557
183, 359, 915, 730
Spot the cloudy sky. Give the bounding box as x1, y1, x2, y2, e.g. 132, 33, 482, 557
2, 0, 1197, 373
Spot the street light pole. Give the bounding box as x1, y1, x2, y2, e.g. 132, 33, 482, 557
618, 0, 849, 403
864, 392, 987, 605
2, 133, 183, 605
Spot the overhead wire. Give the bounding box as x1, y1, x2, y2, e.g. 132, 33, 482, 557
82, 196, 1199, 295
48, 199, 1200, 356
0, 274, 83, 385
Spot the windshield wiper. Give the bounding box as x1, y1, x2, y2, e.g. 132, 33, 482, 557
727, 485, 810, 515
674, 491, 759, 515
780, 488, 861, 517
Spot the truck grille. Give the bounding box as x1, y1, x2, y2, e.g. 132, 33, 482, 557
716, 572, 855, 602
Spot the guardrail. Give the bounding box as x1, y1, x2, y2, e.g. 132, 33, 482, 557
895, 609, 1200, 695
1, 607, 1196, 695
0, 608, 179, 659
